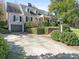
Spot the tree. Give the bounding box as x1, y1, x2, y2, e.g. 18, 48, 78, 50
0, 7, 4, 20
49, 0, 76, 22
49, 0, 75, 14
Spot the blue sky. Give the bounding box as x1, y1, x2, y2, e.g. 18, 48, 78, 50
6, 0, 50, 11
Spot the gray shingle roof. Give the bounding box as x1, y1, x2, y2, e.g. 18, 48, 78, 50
21, 4, 37, 16
7, 2, 22, 14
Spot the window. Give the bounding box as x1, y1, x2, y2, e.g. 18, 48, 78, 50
36, 11, 38, 14
13, 15, 16, 21
20, 16, 22, 22
31, 17, 32, 21
26, 16, 28, 22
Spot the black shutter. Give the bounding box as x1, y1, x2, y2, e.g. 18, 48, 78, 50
13, 15, 16, 21
20, 16, 22, 22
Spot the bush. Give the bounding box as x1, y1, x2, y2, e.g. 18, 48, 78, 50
37, 27, 45, 34
51, 32, 79, 46
62, 24, 71, 32
25, 28, 32, 33
0, 36, 9, 59
0, 28, 9, 34
25, 22, 38, 28
51, 31, 61, 41
0, 21, 8, 34
62, 32, 79, 46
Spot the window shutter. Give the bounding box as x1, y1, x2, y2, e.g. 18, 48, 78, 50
13, 15, 16, 21
20, 16, 22, 22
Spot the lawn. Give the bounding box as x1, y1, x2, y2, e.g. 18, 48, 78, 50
71, 28, 79, 37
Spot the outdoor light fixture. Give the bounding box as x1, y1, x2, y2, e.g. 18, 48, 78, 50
58, 18, 63, 33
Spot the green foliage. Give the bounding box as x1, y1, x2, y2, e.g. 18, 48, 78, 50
25, 27, 45, 34
25, 28, 37, 34
0, 36, 9, 59
62, 8, 79, 24
0, 7, 4, 20
49, 0, 75, 14
51, 31, 61, 41
37, 27, 45, 34
0, 21, 8, 33
25, 21, 38, 28
49, 0, 79, 25
51, 32, 79, 46
25, 28, 32, 33
0, 28, 8, 34
62, 24, 71, 32
43, 20, 50, 26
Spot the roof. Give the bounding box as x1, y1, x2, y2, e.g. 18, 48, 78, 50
6, 2, 51, 16
7, 2, 22, 14
21, 4, 37, 16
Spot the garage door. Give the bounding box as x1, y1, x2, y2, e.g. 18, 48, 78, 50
11, 25, 22, 32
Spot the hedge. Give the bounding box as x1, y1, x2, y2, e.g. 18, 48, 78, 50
26, 27, 45, 34
62, 24, 72, 32
37, 27, 45, 34
25, 27, 59, 34
0, 36, 9, 59
51, 32, 79, 46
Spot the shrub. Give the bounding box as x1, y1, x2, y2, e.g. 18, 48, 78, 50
62, 32, 79, 46
31, 28, 37, 34
0, 28, 9, 34
0, 36, 9, 59
25, 22, 38, 28
51, 32, 79, 46
0, 21, 8, 34
25, 28, 32, 33
37, 27, 45, 34
51, 31, 61, 41
62, 24, 71, 32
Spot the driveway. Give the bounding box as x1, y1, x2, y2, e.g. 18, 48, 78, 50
4, 34, 79, 59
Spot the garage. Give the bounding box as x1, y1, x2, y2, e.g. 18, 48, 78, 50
11, 24, 22, 32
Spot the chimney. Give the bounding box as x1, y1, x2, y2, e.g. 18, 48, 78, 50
28, 3, 32, 7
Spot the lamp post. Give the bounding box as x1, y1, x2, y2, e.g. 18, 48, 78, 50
60, 20, 63, 33
58, 18, 63, 33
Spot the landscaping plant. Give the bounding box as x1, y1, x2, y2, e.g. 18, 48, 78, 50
51, 32, 79, 46
0, 36, 9, 59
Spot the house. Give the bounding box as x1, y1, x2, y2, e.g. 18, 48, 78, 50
6, 2, 51, 32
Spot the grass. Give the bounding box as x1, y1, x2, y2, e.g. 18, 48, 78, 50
71, 28, 79, 37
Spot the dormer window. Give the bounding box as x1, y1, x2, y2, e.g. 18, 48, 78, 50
26, 8, 30, 12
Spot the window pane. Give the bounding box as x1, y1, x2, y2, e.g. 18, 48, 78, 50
31, 17, 32, 21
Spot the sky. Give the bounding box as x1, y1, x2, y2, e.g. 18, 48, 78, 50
6, 0, 50, 11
